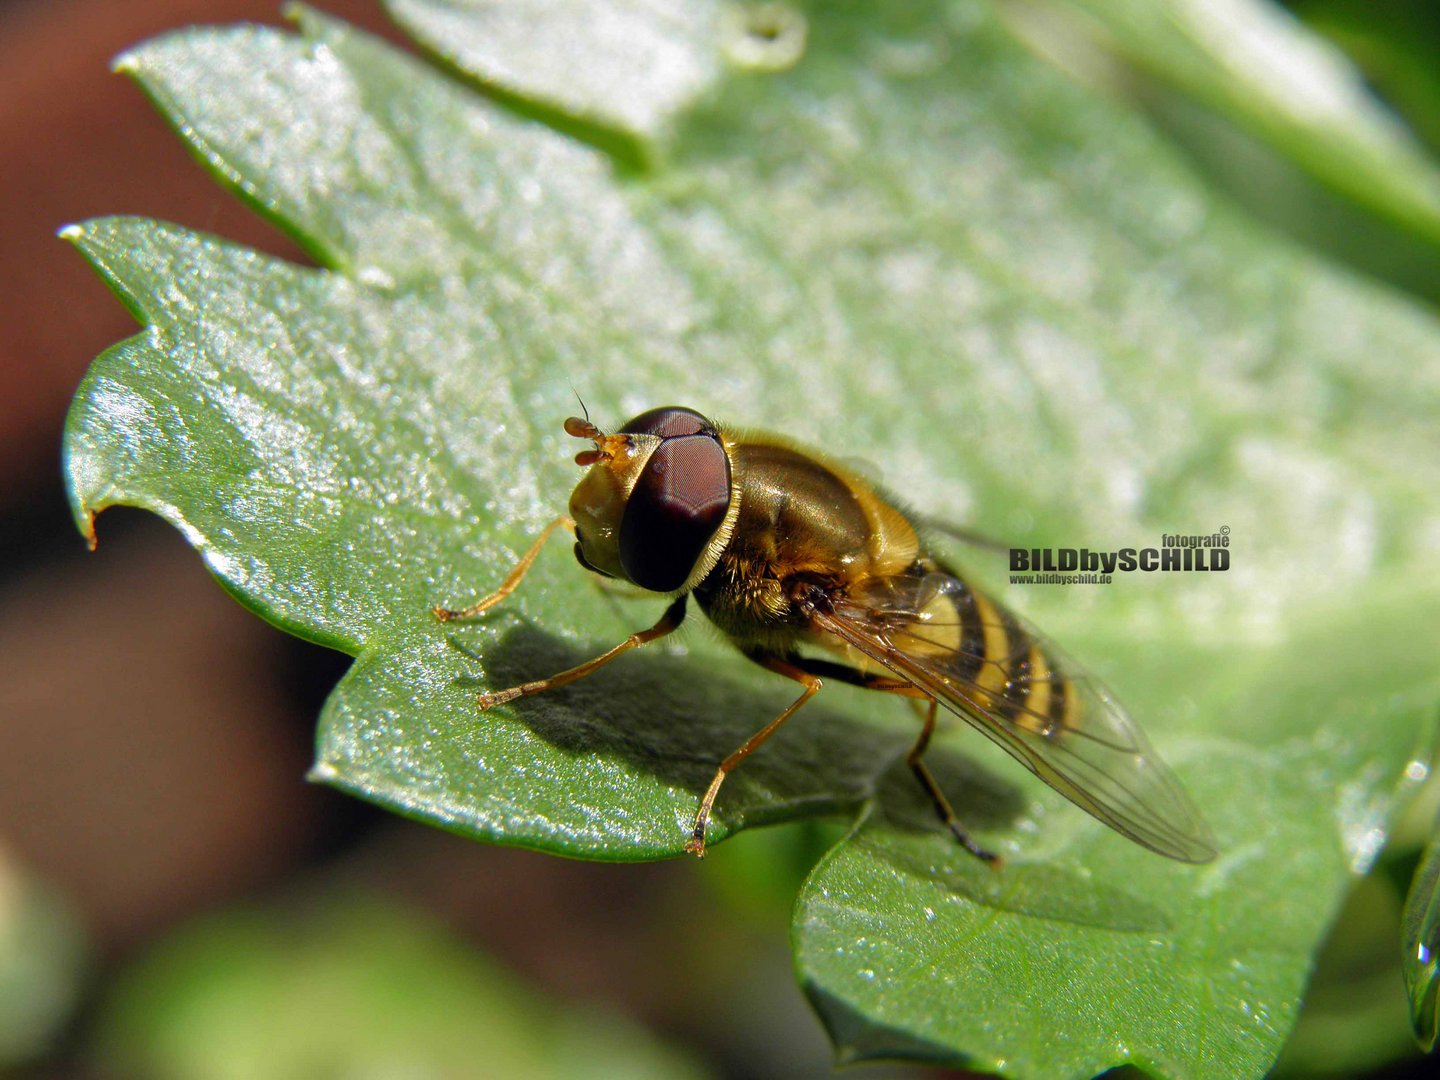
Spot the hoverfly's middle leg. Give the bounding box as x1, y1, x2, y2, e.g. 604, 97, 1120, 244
686, 654, 821, 859
432, 515, 576, 622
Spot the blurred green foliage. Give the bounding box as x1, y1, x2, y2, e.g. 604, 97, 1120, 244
96, 893, 708, 1080
1285, 0, 1440, 159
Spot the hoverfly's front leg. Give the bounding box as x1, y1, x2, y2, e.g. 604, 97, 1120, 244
686, 654, 822, 858
432, 515, 575, 622
473, 595, 687, 711
432, 515, 685, 711
907, 697, 1001, 867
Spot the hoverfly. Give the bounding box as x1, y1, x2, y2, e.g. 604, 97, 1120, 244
435, 406, 1216, 864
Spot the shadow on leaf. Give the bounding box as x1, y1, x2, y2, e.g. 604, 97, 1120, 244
453, 621, 1030, 844
803, 982, 968, 1068
860, 776, 1172, 932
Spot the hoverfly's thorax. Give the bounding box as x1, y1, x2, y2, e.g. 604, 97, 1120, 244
724, 439, 920, 584
566, 407, 738, 594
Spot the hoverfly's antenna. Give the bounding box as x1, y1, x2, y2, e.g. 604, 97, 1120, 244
564, 412, 609, 466
564, 415, 605, 441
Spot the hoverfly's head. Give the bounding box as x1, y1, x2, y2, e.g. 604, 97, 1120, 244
565, 406, 733, 593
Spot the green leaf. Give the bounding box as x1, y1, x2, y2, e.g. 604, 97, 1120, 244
1277, 872, 1418, 1075
1003, 0, 1440, 252
797, 600, 1437, 1075
63, 0, 1440, 1074
1402, 818, 1440, 1052
1286, 0, 1440, 160
386, 0, 727, 161
96, 893, 708, 1079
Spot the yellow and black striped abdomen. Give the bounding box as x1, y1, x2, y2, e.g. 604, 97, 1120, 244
813, 555, 1217, 863
887, 567, 1079, 740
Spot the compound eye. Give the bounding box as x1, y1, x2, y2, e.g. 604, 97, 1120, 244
619, 406, 713, 440
619, 433, 730, 592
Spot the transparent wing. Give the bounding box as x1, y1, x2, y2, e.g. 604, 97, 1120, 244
810, 568, 1217, 863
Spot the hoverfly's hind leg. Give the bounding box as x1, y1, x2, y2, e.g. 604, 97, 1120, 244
433, 515, 576, 622
907, 697, 1002, 868
686, 654, 822, 859
473, 594, 687, 711
782, 657, 1001, 867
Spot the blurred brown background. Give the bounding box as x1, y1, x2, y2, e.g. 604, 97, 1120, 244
2, 0, 369, 937
0, 0, 354, 950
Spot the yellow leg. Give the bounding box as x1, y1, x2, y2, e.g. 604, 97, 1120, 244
685, 655, 821, 858
476, 595, 687, 711
906, 697, 1001, 867
433, 516, 575, 622
734, 654, 1001, 867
